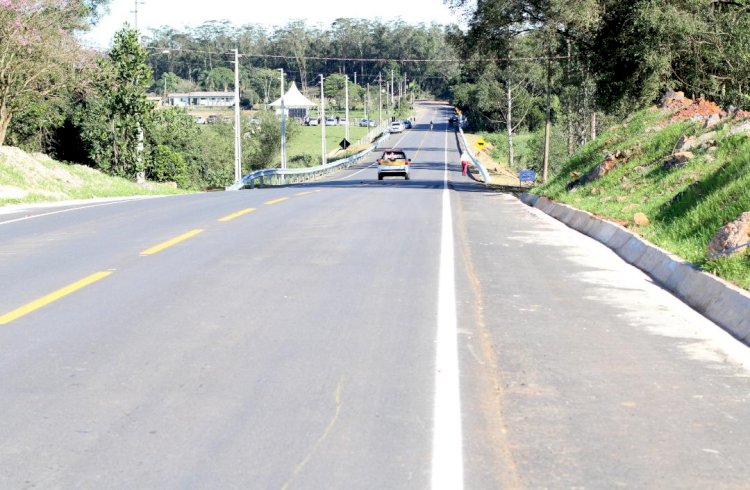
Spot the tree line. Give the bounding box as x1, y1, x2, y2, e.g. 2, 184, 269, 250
447, 0, 750, 176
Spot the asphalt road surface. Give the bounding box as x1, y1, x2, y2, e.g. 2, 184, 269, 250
2, 101, 750, 489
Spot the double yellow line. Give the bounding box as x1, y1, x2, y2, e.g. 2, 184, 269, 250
0, 190, 324, 325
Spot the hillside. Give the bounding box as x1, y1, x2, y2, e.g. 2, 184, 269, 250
0, 147, 185, 207
533, 92, 750, 290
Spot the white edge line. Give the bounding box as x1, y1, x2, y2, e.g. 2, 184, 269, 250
431, 118, 464, 489
0, 195, 169, 226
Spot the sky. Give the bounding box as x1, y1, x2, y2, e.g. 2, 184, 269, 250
82, 0, 467, 49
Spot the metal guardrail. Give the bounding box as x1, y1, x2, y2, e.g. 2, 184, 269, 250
456, 127, 491, 186
226, 123, 389, 191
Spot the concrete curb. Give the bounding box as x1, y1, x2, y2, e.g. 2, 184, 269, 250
518, 193, 750, 345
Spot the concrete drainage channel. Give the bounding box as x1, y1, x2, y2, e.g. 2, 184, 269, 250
519, 193, 750, 346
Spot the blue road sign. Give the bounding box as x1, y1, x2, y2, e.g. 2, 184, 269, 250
519, 170, 536, 182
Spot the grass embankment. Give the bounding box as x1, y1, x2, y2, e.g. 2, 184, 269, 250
0, 146, 186, 207
533, 107, 750, 290
285, 124, 375, 167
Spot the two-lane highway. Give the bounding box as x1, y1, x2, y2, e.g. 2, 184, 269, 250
2, 101, 750, 488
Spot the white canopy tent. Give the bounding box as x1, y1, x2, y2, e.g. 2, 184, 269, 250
269, 82, 316, 119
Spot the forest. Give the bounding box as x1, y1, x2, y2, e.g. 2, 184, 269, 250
2, 0, 749, 188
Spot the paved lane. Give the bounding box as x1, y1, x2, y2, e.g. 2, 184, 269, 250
452, 172, 750, 487
0, 107, 452, 488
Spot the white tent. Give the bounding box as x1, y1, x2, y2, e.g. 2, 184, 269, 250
269, 82, 315, 118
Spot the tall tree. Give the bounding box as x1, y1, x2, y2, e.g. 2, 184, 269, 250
79, 27, 152, 178
0, 0, 96, 145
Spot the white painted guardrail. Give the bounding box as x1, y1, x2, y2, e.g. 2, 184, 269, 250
226, 123, 390, 191
456, 127, 491, 186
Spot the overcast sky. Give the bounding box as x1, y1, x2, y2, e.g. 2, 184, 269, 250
82, 0, 466, 49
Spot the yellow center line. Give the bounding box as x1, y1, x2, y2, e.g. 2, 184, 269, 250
0, 271, 113, 325
265, 197, 290, 205
294, 191, 313, 197
218, 207, 256, 222
140, 229, 204, 256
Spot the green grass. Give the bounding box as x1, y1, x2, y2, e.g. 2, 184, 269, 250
480, 131, 536, 171
0, 149, 186, 207
283, 124, 378, 167
533, 108, 750, 290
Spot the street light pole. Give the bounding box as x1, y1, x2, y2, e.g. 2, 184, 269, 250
233, 48, 241, 184
378, 73, 382, 125
320, 74, 327, 166
344, 74, 350, 142
279, 69, 287, 171
391, 68, 394, 107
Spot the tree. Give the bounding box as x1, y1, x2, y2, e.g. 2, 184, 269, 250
323, 74, 348, 110
0, 0, 95, 145
200, 67, 234, 91
273, 21, 314, 93
79, 27, 152, 178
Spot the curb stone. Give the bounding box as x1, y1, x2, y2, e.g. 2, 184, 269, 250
519, 193, 750, 346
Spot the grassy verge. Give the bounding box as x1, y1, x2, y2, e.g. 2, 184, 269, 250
284, 124, 378, 167
534, 107, 750, 290
0, 147, 186, 207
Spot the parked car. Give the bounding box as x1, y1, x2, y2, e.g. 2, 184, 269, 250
325, 116, 337, 126
308, 117, 319, 126
390, 121, 405, 133
377, 148, 410, 180
339, 117, 348, 126
402, 119, 413, 129
359, 118, 377, 127
194, 116, 206, 124
206, 115, 220, 124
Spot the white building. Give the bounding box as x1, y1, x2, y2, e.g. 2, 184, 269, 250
166, 91, 235, 107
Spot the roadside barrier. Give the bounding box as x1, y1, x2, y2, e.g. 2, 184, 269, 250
455, 127, 491, 186
226, 123, 390, 191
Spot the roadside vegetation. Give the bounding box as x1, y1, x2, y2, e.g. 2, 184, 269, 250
0, 147, 183, 207
534, 103, 750, 289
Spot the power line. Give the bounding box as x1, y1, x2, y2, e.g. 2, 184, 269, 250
147, 46, 571, 64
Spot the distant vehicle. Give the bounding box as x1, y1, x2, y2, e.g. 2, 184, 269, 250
449, 115, 466, 127
359, 118, 377, 127
308, 118, 319, 126
339, 117, 348, 126
390, 121, 404, 133
325, 116, 337, 126
402, 119, 413, 129
377, 148, 410, 180
194, 116, 206, 124
207, 115, 220, 124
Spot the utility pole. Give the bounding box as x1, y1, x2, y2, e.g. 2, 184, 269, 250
320, 74, 327, 166
542, 43, 552, 183
391, 68, 394, 107
233, 48, 242, 184
132, 0, 143, 30
344, 74, 350, 142
378, 73, 382, 124
133, 0, 145, 184
365, 82, 369, 121
279, 69, 287, 172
